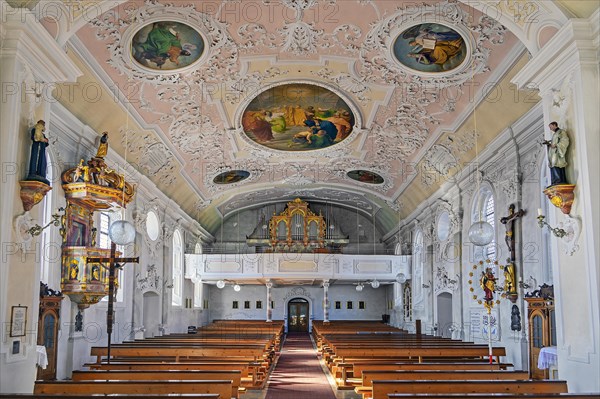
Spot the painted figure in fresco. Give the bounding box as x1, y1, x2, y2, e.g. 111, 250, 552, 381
480, 267, 496, 302
405, 26, 464, 70
242, 110, 274, 142
542, 122, 569, 186
309, 130, 333, 148
135, 22, 192, 68
27, 120, 49, 184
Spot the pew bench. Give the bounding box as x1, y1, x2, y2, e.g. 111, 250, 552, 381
340, 363, 513, 388
1, 395, 220, 399
72, 370, 242, 398
386, 395, 599, 399
368, 380, 568, 399
34, 380, 233, 398
355, 371, 529, 397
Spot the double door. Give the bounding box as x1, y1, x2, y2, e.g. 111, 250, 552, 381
288, 299, 308, 332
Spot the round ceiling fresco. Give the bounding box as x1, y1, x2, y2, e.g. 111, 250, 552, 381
132, 21, 204, 71
393, 23, 467, 73
242, 83, 355, 151
347, 170, 384, 184
213, 170, 250, 184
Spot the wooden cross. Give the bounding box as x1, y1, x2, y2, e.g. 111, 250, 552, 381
87, 242, 138, 364
500, 204, 525, 263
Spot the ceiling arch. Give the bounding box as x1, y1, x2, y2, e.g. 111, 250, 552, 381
31, 0, 580, 238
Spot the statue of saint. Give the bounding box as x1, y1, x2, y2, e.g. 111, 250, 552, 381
542, 122, 569, 186
27, 120, 50, 184
95, 132, 109, 158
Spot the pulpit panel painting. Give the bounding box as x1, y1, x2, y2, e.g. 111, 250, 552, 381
242, 84, 355, 151
132, 22, 204, 70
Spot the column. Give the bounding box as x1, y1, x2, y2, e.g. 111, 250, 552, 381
0, 5, 81, 393
265, 281, 273, 322
322, 280, 330, 323
512, 11, 599, 393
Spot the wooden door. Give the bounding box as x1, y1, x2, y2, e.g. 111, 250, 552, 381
37, 295, 62, 380
529, 311, 547, 379
288, 299, 309, 332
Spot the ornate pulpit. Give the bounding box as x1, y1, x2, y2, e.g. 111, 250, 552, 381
60, 147, 135, 309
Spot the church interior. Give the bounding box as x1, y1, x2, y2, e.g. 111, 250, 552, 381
1, 0, 599, 397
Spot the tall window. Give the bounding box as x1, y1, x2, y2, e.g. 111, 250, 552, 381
484, 194, 496, 259
172, 230, 183, 306
472, 186, 496, 260
99, 212, 124, 302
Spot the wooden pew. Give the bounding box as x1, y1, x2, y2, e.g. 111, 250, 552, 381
90, 345, 267, 363
369, 380, 568, 399
83, 360, 262, 388
72, 369, 242, 398
34, 380, 233, 398
356, 371, 529, 397
386, 395, 599, 399
0, 395, 220, 399
341, 362, 513, 387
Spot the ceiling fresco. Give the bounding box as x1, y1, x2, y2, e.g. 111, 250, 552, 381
42, 0, 568, 235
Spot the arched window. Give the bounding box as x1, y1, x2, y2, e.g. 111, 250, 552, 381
471, 186, 496, 260
99, 212, 124, 302
172, 230, 183, 306
394, 242, 402, 255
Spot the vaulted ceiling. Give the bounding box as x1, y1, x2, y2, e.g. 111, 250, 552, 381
34, 0, 579, 237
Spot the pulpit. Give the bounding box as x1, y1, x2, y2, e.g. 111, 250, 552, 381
60, 149, 135, 308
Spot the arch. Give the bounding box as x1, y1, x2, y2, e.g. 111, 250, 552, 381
470, 181, 497, 260
413, 229, 424, 302
283, 293, 314, 333
436, 292, 453, 338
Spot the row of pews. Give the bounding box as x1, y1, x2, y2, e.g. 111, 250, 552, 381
17, 320, 284, 399
312, 320, 596, 399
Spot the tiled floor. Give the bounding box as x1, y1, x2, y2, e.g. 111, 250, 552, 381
243, 333, 361, 399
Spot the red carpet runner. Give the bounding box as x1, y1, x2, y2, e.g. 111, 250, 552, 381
265, 332, 337, 399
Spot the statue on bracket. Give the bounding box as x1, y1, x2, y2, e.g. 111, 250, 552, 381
542, 122, 569, 187
19, 120, 52, 211
27, 120, 50, 184
542, 122, 576, 214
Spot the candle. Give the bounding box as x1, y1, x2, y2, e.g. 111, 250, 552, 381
537, 208, 543, 217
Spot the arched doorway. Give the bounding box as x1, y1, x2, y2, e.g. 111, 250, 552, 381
287, 298, 309, 332
436, 292, 453, 338
142, 291, 160, 337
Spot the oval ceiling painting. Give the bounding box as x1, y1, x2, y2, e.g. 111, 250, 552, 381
213, 170, 250, 185
393, 23, 467, 73
132, 22, 204, 71
347, 170, 384, 184
242, 84, 355, 151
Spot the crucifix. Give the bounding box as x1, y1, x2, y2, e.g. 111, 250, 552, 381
500, 204, 525, 302
87, 242, 138, 364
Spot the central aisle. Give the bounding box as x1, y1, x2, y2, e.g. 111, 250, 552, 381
265, 332, 337, 399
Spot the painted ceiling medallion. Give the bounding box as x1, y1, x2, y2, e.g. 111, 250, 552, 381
241, 84, 355, 152
393, 23, 467, 74
132, 21, 204, 71
347, 170, 384, 185
213, 170, 250, 185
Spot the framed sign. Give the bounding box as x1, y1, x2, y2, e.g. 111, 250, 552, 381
10, 305, 27, 337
